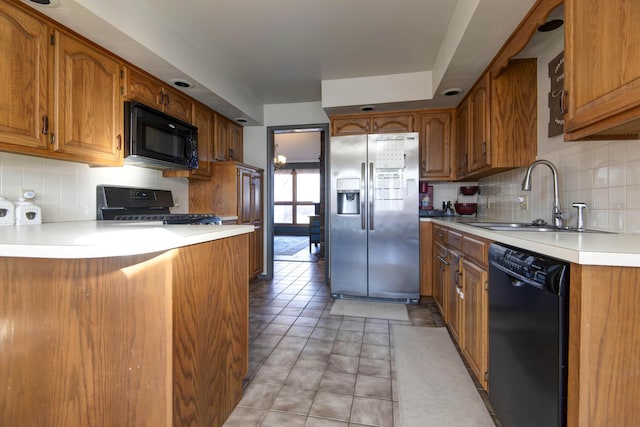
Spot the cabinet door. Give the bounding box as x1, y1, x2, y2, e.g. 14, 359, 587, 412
251, 224, 263, 279
432, 241, 448, 318
565, 0, 640, 139
214, 114, 229, 161
190, 103, 213, 179
237, 167, 253, 224
419, 111, 452, 180
372, 114, 415, 133
419, 222, 433, 296
52, 29, 123, 166
228, 123, 243, 162
468, 75, 490, 173
331, 117, 371, 136
126, 67, 164, 110
447, 254, 461, 343
455, 101, 469, 178
0, 2, 49, 151
460, 258, 488, 389
252, 171, 263, 224
162, 85, 191, 123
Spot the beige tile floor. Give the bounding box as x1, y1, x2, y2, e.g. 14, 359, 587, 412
223, 260, 494, 427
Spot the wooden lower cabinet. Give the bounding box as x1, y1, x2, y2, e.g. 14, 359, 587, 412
431, 224, 489, 390
432, 240, 448, 316
568, 264, 640, 427
419, 222, 433, 296
190, 161, 264, 280
0, 234, 249, 427
459, 257, 488, 390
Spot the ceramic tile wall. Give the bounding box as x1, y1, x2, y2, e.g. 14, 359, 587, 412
431, 181, 478, 214
477, 140, 640, 233
0, 152, 189, 223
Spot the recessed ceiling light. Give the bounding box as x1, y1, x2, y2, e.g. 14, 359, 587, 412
170, 78, 193, 89
28, 0, 60, 6
442, 88, 464, 96
538, 19, 564, 32
360, 105, 375, 112
235, 117, 248, 124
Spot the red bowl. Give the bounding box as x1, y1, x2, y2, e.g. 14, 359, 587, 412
454, 203, 477, 215
459, 186, 479, 195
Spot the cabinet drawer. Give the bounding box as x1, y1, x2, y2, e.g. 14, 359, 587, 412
462, 234, 489, 267
433, 225, 447, 243
447, 230, 462, 250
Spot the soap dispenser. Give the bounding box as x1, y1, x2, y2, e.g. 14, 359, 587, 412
0, 197, 15, 226
15, 196, 42, 225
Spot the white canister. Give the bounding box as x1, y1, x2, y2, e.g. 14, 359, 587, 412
15, 198, 42, 225
0, 197, 15, 226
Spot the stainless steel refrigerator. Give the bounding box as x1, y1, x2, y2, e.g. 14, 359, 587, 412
329, 132, 419, 302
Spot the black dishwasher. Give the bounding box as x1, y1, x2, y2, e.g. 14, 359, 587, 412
488, 243, 569, 427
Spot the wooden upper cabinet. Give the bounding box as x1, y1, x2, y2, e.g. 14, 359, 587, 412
188, 103, 213, 179
468, 74, 490, 173
125, 66, 191, 123
228, 122, 243, 162
212, 114, 243, 163
331, 116, 372, 136
457, 59, 537, 180
330, 112, 416, 136
372, 113, 415, 133
51, 29, 123, 166
455, 101, 469, 178
214, 113, 229, 161
419, 110, 453, 180
0, 1, 49, 152
564, 0, 640, 140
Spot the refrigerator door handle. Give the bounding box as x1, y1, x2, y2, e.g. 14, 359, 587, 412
361, 162, 366, 230
369, 162, 374, 230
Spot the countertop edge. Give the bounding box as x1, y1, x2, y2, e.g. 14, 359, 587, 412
421, 217, 640, 267
0, 222, 255, 259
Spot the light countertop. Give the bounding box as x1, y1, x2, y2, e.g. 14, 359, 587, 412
421, 217, 640, 267
0, 221, 254, 259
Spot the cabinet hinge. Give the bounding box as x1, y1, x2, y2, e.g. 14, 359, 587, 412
120, 87, 124, 95
484, 371, 488, 382
120, 70, 124, 79
50, 34, 55, 46
484, 281, 489, 291
50, 134, 55, 145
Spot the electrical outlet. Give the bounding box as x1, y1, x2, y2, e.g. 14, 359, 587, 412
517, 195, 528, 210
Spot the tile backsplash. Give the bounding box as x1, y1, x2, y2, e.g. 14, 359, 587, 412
477, 140, 640, 233
0, 152, 189, 223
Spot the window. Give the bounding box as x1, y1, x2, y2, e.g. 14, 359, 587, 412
274, 167, 320, 225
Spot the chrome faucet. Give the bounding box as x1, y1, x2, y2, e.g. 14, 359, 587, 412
521, 159, 564, 228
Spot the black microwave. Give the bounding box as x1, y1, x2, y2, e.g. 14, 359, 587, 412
124, 101, 198, 170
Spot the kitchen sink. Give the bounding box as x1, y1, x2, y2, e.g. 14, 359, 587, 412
466, 222, 612, 233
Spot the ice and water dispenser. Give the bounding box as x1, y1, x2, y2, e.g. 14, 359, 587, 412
336, 178, 360, 214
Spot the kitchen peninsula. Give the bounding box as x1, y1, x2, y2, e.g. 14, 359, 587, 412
0, 222, 253, 427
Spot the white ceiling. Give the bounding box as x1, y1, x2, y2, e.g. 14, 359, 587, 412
22, 0, 543, 124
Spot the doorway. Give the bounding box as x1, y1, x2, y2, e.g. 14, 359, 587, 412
266, 124, 329, 280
